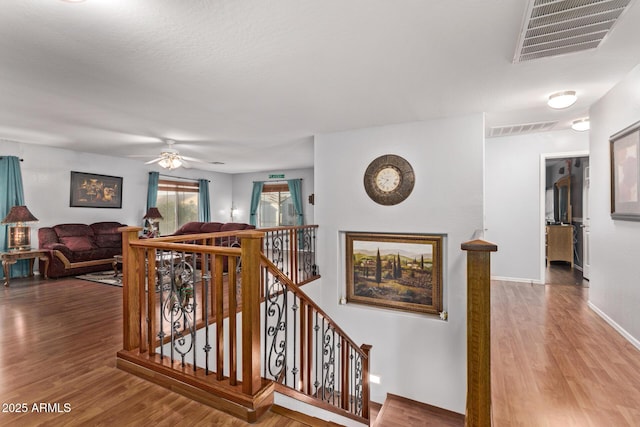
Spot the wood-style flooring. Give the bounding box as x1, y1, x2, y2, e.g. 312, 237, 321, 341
0, 276, 306, 427
2, 264, 640, 426
491, 265, 640, 426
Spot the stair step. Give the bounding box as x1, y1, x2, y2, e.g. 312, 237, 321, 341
271, 404, 344, 426
374, 394, 464, 427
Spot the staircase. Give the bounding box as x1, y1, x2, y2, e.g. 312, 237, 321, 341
115, 227, 495, 426
115, 226, 371, 425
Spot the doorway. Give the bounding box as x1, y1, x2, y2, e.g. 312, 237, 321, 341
540, 152, 589, 285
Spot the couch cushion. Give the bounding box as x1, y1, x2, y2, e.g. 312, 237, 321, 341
174, 222, 205, 234
38, 227, 60, 246
91, 221, 123, 235
54, 223, 95, 238
220, 222, 254, 232
200, 222, 224, 233
95, 234, 122, 249
59, 235, 96, 251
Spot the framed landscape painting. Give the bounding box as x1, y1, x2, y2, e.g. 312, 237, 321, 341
610, 120, 640, 221
70, 171, 123, 208
346, 232, 443, 315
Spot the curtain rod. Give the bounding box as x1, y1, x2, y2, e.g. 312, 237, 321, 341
0, 157, 23, 161
253, 178, 302, 183
156, 173, 210, 182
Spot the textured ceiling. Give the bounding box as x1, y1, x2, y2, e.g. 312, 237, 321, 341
1, 0, 639, 172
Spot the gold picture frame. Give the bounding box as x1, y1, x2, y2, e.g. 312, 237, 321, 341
346, 232, 443, 315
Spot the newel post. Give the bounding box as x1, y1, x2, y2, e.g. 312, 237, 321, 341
239, 230, 265, 395
120, 226, 143, 351
461, 239, 497, 427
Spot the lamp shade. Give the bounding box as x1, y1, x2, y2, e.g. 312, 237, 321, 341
1, 205, 39, 224
143, 207, 163, 219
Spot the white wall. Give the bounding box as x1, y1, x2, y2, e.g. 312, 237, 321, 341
588, 63, 640, 347
314, 114, 484, 413
231, 168, 314, 225
1, 141, 232, 247
485, 130, 588, 283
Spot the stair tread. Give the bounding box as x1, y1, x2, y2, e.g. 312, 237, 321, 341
374, 394, 464, 427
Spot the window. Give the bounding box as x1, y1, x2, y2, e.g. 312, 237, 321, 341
156, 179, 199, 235
258, 183, 296, 228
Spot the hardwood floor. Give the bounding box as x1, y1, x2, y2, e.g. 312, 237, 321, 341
0, 276, 306, 427
492, 267, 640, 426
3, 267, 640, 426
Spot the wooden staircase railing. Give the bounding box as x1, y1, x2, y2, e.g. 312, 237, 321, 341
115, 226, 370, 424
260, 255, 371, 424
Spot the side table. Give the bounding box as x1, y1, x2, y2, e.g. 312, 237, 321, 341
1, 250, 49, 287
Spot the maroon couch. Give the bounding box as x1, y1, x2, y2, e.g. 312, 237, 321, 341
38, 222, 126, 278
170, 221, 255, 244
169, 222, 255, 271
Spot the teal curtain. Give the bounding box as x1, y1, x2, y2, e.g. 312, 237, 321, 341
287, 179, 304, 226
146, 171, 159, 212
198, 179, 211, 222
249, 181, 263, 226
0, 156, 30, 278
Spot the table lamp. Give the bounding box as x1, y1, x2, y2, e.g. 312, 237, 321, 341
143, 207, 163, 238
1, 205, 39, 251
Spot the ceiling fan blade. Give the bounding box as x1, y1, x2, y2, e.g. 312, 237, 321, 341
145, 158, 163, 165
181, 156, 208, 163
181, 159, 192, 169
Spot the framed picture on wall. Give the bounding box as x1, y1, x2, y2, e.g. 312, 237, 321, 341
70, 171, 123, 208
610, 120, 640, 221
345, 232, 443, 315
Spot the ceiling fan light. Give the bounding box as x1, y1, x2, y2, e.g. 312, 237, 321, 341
158, 156, 182, 170
571, 118, 590, 132
547, 91, 577, 109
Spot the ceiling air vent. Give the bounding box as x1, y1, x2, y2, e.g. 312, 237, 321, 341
488, 121, 558, 137
513, 0, 633, 62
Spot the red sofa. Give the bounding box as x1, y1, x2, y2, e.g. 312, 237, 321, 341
170, 222, 255, 245
38, 222, 126, 278
169, 222, 255, 271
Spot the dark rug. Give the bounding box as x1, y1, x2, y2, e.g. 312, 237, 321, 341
76, 270, 203, 289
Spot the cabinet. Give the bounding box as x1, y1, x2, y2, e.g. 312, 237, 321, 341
546, 225, 573, 268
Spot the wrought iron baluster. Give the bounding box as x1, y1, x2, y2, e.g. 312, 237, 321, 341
291, 293, 298, 389
314, 311, 319, 395
203, 253, 211, 375
265, 273, 287, 382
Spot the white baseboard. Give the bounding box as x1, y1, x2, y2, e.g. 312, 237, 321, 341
491, 276, 544, 285
588, 301, 640, 351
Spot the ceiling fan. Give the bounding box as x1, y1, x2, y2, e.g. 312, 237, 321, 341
141, 140, 208, 170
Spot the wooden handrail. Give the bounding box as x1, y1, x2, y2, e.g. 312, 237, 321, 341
116, 224, 368, 423
462, 239, 497, 427
260, 254, 371, 422
261, 255, 367, 358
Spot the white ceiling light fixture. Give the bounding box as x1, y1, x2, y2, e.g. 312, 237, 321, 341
571, 118, 590, 132
547, 90, 577, 109
158, 155, 183, 170
146, 140, 186, 170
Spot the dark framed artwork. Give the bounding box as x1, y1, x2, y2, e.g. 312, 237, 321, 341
346, 232, 443, 315
610, 120, 640, 221
70, 171, 123, 208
